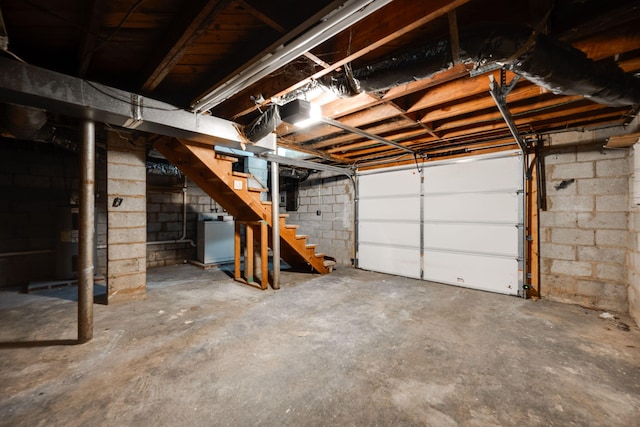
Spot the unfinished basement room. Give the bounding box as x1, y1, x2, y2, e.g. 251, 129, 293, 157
1, 0, 640, 425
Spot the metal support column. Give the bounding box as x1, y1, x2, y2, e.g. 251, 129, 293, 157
78, 119, 95, 342
271, 161, 280, 290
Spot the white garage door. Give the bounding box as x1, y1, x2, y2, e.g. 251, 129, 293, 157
357, 151, 524, 296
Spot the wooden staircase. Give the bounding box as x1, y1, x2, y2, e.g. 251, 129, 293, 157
154, 138, 331, 274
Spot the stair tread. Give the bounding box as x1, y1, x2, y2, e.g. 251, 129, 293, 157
155, 142, 332, 275
215, 153, 239, 163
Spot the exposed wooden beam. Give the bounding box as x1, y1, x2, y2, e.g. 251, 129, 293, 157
448, 9, 460, 64
77, 0, 107, 77
230, 0, 472, 119
235, 0, 331, 69
140, 0, 232, 93
408, 70, 512, 113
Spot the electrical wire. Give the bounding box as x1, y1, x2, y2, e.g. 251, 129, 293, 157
87, 0, 146, 56
84, 80, 181, 112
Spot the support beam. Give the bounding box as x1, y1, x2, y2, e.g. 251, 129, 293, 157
0, 57, 275, 153
448, 10, 460, 64
228, 0, 471, 119
77, 0, 107, 77
271, 161, 280, 290
321, 117, 415, 153
191, 0, 394, 112
140, 0, 232, 92
234, 0, 331, 69
258, 153, 355, 176
78, 119, 95, 343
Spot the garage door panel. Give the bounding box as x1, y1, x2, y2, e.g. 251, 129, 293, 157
357, 152, 523, 296
424, 192, 519, 223
359, 244, 421, 279
423, 251, 518, 295
360, 221, 420, 247
424, 223, 518, 256
359, 197, 420, 221
424, 156, 522, 193
359, 168, 420, 198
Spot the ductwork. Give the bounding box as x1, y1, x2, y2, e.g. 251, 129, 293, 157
241, 23, 639, 142
323, 23, 640, 107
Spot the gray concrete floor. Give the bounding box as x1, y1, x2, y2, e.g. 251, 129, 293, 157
1, 265, 639, 427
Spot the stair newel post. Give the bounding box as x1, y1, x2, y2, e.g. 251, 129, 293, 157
271, 160, 280, 289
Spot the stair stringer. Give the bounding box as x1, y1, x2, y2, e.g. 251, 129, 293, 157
154, 138, 330, 274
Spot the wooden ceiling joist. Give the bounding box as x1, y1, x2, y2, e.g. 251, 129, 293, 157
140, 0, 232, 92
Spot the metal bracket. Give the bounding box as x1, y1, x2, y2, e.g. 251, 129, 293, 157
488, 70, 526, 153
123, 94, 144, 129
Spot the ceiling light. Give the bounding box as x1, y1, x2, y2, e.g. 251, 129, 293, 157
279, 99, 321, 128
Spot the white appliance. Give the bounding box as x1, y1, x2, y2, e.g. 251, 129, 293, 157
197, 214, 235, 264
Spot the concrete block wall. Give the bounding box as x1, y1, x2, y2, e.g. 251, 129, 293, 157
106, 132, 146, 302
282, 173, 354, 266
628, 144, 640, 325
146, 177, 224, 268
0, 142, 78, 288
540, 145, 629, 312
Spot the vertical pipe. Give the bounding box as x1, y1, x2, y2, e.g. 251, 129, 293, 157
271, 161, 280, 289
78, 119, 95, 343
352, 175, 359, 269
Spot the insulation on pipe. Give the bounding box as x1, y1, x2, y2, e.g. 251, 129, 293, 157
324, 23, 640, 106
242, 23, 640, 142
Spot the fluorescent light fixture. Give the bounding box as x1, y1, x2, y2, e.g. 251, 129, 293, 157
190, 0, 393, 113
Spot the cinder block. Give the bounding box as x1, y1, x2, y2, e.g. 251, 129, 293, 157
108, 242, 146, 261
108, 257, 145, 275
158, 213, 179, 222
552, 228, 594, 245
548, 162, 594, 180
108, 212, 147, 228
107, 149, 145, 167
161, 203, 182, 213
546, 180, 577, 196
577, 246, 626, 262
596, 158, 629, 177
577, 212, 628, 230
550, 260, 592, 277
322, 195, 336, 204
540, 273, 577, 297
595, 194, 629, 212
575, 279, 628, 312
310, 196, 321, 204
596, 230, 629, 247
539, 211, 577, 227
577, 147, 628, 162
108, 180, 146, 197
322, 230, 336, 240
547, 195, 593, 212
545, 150, 576, 165
107, 163, 146, 182
577, 177, 627, 196
109, 227, 146, 244
107, 272, 146, 303
541, 243, 576, 260
595, 263, 627, 282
